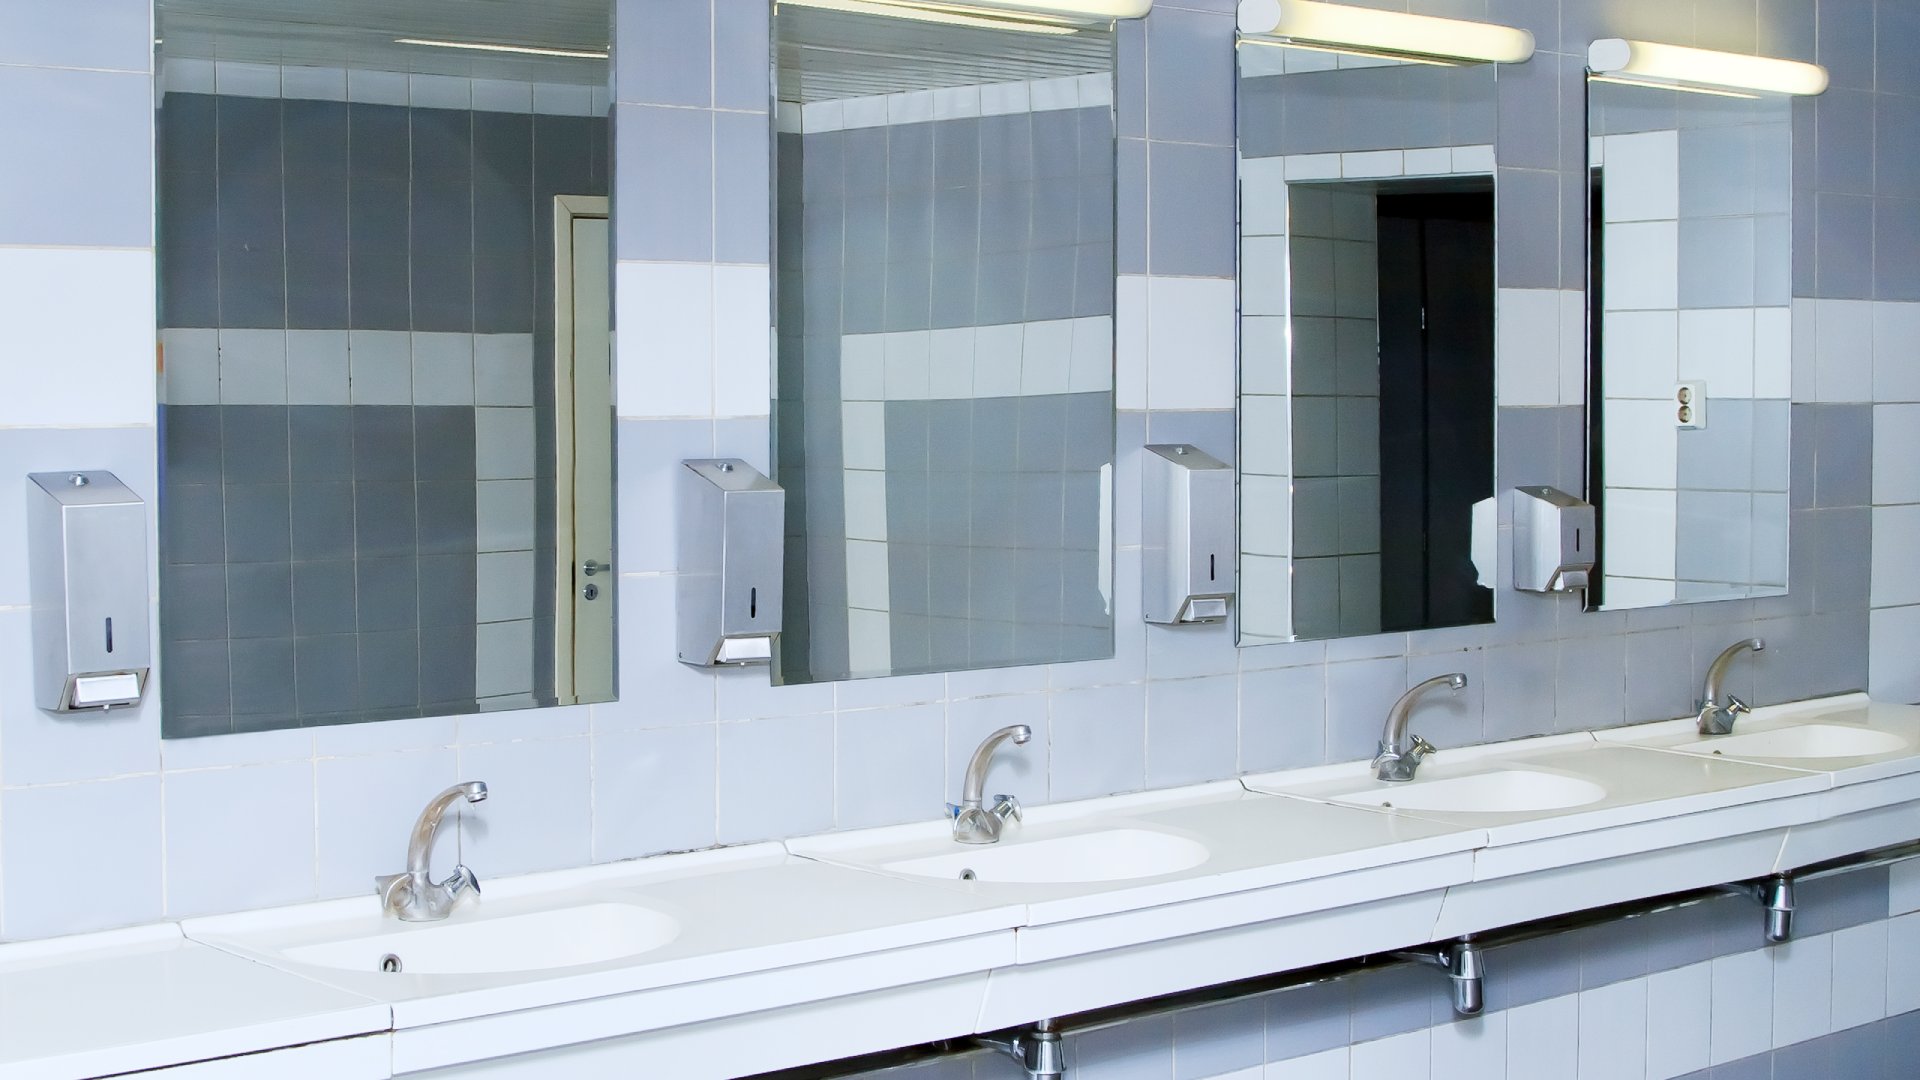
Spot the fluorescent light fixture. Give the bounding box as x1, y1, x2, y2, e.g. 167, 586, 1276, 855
1587, 38, 1828, 97
1236, 37, 1457, 67
778, 0, 1149, 31
1589, 73, 1757, 100
395, 38, 608, 60
1236, 0, 1534, 65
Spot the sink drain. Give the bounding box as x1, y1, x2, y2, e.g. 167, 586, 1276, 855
959, 868, 977, 881
379, 953, 403, 974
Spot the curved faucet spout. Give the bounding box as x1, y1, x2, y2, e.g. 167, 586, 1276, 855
1375, 674, 1467, 782
406, 781, 488, 876
380, 780, 488, 921
1699, 638, 1765, 735
960, 725, 1031, 807
952, 725, 1032, 844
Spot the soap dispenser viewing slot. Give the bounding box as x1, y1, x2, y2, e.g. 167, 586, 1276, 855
27, 471, 150, 711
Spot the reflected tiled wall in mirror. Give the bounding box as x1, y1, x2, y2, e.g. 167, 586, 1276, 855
154, 1, 613, 736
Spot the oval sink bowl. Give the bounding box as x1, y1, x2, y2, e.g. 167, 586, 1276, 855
883, 828, 1210, 884
281, 902, 679, 976
1331, 769, 1608, 814
1682, 723, 1909, 760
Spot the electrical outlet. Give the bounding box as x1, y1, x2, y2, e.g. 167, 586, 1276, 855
1675, 381, 1706, 429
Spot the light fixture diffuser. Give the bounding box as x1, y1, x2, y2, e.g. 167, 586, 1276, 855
1236, 0, 1534, 65
1587, 39, 1828, 97
779, 0, 1149, 31
395, 38, 608, 59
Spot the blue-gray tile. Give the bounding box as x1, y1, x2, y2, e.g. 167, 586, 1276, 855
0, 68, 152, 246
356, 556, 419, 632
354, 482, 417, 559
616, 103, 712, 262
164, 484, 226, 565
1496, 167, 1559, 290
1147, 142, 1234, 278
291, 560, 357, 637
411, 253, 473, 333
281, 100, 348, 183
714, 0, 770, 111
163, 639, 232, 721
419, 553, 477, 629
294, 634, 360, 717
420, 621, 477, 708
230, 636, 296, 719
618, 0, 708, 107
1146, 6, 1233, 146
356, 629, 419, 711
1171, 998, 1264, 1080
1793, 865, 1887, 935
1816, 192, 1874, 300
162, 563, 228, 642
715, 110, 771, 264
348, 103, 409, 180
290, 482, 354, 561
227, 561, 294, 639
224, 484, 291, 563
417, 482, 476, 557
221, 406, 289, 484
1872, 196, 1920, 302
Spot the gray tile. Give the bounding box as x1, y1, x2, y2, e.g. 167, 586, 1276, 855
1816, 192, 1874, 300
978, 112, 1033, 185
420, 622, 477, 708
1069, 1013, 1172, 1078
162, 564, 228, 642
221, 406, 290, 484
163, 639, 231, 721
290, 482, 355, 561
1116, 18, 1145, 139
165, 408, 223, 487
1148, 142, 1234, 278
0, 67, 152, 246
286, 251, 350, 329
281, 100, 349, 185
1793, 865, 1887, 935
1808, 507, 1870, 614
715, 110, 771, 264
416, 407, 475, 482
288, 408, 352, 484
1816, 0, 1874, 92
1118, 137, 1147, 275
353, 406, 415, 482
1678, 217, 1757, 308
164, 484, 227, 565
1481, 933, 1582, 1012
348, 103, 408, 180
356, 556, 419, 632
348, 251, 410, 331
227, 562, 294, 639
1172, 998, 1263, 1080
619, 0, 708, 107
419, 553, 477, 629
1264, 979, 1350, 1061
1494, 49, 1558, 171
417, 482, 477, 556
411, 108, 471, 184
410, 253, 473, 333
714, 0, 770, 112
219, 244, 287, 330
292, 560, 356, 636
1147, 6, 1233, 146
356, 629, 419, 711
1872, 196, 1920, 302
224, 484, 291, 563
230, 636, 296, 720
1496, 168, 1559, 290
1348, 964, 1436, 1042
294, 634, 360, 718
616, 104, 713, 262
354, 482, 417, 559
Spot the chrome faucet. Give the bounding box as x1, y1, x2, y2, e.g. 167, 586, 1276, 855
1698, 637, 1765, 735
377, 781, 488, 921
1374, 674, 1467, 782
950, 725, 1031, 844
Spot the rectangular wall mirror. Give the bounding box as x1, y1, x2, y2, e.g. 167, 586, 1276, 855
154, 1, 615, 736
1235, 44, 1498, 645
772, 6, 1118, 684
1585, 77, 1792, 610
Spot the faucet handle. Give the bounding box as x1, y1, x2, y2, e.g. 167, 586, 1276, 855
1725, 695, 1752, 717
990, 794, 1022, 823
443, 864, 480, 898
946, 802, 964, 820
1408, 734, 1437, 762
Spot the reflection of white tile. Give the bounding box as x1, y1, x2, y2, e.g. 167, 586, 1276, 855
840, 333, 885, 401
974, 324, 1024, 398
884, 329, 931, 400
1605, 575, 1675, 607
1068, 317, 1113, 394
532, 82, 593, 117
1240, 157, 1288, 236
219, 329, 287, 405
1603, 399, 1679, 488
286, 329, 349, 406
163, 328, 220, 405
1241, 393, 1292, 476
476, 406, 536, 480
410, 73, 470, 110
844, 469, 888, 541
348, 330, 412, 405
1335, 319, 1378, 396
215, 61, 280, 98
887, 88, 936, 124
1020, 319, 1073, 396
347, 68, 408, 106
1605, 487, 1678, 580
845, 539, 890, 611
412, 332, 475, 406
1028, 76, 1077, 112
1603, 130, 1679, 222
1452, 144, 1495, 174
1283, 153, 1341, 181
978, 80, 1030, 116
281, 65, 346, 102
1241, 235, 1290, 317
848, 608, 893, 676
1601, 221, 1679, 311
1873, 301, 1920, 403
1342, 149, 1402, 178
475, 620, 535, 697
1240, 316, 1289, 396
1677, 308, 1755, 396
475, 334, 535, 406
931, 85, 979, 121
1238, 554, 1294, 641
1403, 146, 1452, 177
840, 401, 887, 470
477, 550, 536, 623
1241, 474, 1292, 557
477, 479, 537, 552
928, 327, 975, 399
1753, 307, 1791, 398
1603, 310, 1677, 399
472, 79, 533, 114
1074, 72, 1112, 108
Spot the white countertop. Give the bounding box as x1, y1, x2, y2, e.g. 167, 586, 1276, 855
8, 694, 1919, 1080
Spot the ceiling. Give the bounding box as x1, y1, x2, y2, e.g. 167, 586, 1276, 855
776, 7, 1113, 103
156, 0, 610, 85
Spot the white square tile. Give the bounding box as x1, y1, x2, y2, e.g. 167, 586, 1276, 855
475, 333, 535, 406
1770, 933, 1832, 1046
840, 333, 886, 401
845, 539, 890, 611
532, 82, 594, 116
1872, 505, 1920, 607
885, 329, 932, 400
1754, 306, 1792, 398
615, 261, 712, 418
1349, 1029, 1428, 1080
477, 550, 536, 623
456, 737, 591, 875
1342, 149, 1403, 178
1873, 300, 1920, 402
347, 68, 409, 105
1403, 147, 1453, 177
1497, 288, 1562, 407
974, 324, 1024, 398
1892, 858, 1920, 916
1451, 145, 1495, 174
1869, 606, 1920, 703
1068, 317, 1113, 393
1116, 275, 1148, 410
1021, 319, 1074, 396
1602, 399, 1679, 489
412, 332, 475, 406
477, 479, 536, 552
285, 329, 349, 405
164, 763, 315, 917
1873, 403, 1920, 504
841, 401, 887, 470
1603, 129, 1680, 222
1284, 153, 1341, 181
1676, 308, 1755, 396
313, 749, 458, 898
1241, 393, 1291, 477
476, 406, 536, 479
1602, 310, 1678, 398
1710, 948, 1773, 1064
410, 73, 471, 110
1241, 315, 1288, 396
1578, 979, 1647, 1080
843, 469, 888, 541
1830, 920, 1888, 1030
1601, 221, 1679, 311
1815, 297, 1875, 402
0, 249, 155, 426
1646, 961, 1711, 1079
1428, 1012, 1504, 1080
1262, 1047, 1346, 1080
2, 777, 162, 939
219, 328, 287, 404
474, 619, 535, 697
347, 329, 412, 405
594, 726, 717, 859
1146, 276, 1235, 409
716, 715, 834, 843
215, 60, 280, 97
472, 78, 534, 114
1888, 911, 1920, 1013
1240, 157, 1289, 236
1241, 235, 1290, 317
712, 265, 772, 419
163, 328, 220, 405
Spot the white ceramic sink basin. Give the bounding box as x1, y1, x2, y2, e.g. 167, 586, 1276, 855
1678, 724, 1910, 760
882, 827, 1210, 884
1330, 769, 1609, 814
280, 902, 680, 976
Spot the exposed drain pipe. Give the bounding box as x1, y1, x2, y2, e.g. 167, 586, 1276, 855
1720, 873, 1795, 943
976, 1018, 1064, 1080
1390, 935, 1485, 1016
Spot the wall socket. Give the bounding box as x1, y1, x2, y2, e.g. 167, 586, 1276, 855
1675, 381, 1706, 429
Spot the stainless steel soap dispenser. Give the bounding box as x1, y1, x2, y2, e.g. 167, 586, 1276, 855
1512, 485, 1595, 593
27, 471, 150, 711
677, 459, 785, 666
1142, 444, 1235, 624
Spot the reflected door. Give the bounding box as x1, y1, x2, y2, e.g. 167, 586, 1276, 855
555, 197, 613, 703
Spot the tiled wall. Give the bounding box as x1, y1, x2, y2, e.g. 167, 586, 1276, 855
152, 80, 609, 733
0, 0, 1909, 980
840, 859, 1920, 1080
